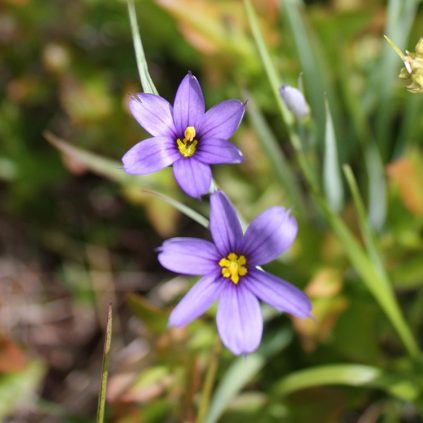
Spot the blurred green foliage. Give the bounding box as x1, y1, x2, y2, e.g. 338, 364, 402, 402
1, 0, 423, 422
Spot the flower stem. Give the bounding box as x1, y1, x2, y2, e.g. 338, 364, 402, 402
197, 338, 221, 423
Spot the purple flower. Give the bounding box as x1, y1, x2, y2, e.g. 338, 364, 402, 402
157, 191, 312, 355
122, 73, 245, 198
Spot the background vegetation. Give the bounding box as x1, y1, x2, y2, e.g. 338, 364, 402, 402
0, 0, 422, 421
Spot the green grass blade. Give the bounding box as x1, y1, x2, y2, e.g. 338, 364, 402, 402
365, 143, 386, 230
281, 0, 340, 142
343, 165, 386, 277
45, 132, 208, 228
245, 94, 305, 215
323, 98, 344, 212
204, 329, 292, 423
316, 195, 419, 358
127, 0, 158, 95
273, 364, 419, 402
197, 340, 221, 423
243, 0, 317, 191
96, 305, 113, 423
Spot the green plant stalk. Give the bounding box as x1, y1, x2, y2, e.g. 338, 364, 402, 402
316, 195, 419, 358
197, 339, 221, 423
343, 165, 419, 356
243, 0, 317, 193
127, 0, 158, 94
343, 165, 386, 278
245, 94, 306, 215
96, 305, 113, 423
244, 0, 419, 358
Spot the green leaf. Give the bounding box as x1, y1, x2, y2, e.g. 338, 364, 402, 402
365, 143, 387, 231
272, 364, 419, 402
245, 94, 305, 215
0, 361, 45, 420
281, 0, 341, 142
323, 99, 344, 212
127, 0, 158, 95
45, 131, 208, 228
96, 305, 113, 423
203, 329, 292, 423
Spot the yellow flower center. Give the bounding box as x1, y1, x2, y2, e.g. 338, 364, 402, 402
218, 252, 248, 285
177, 126, 198, 158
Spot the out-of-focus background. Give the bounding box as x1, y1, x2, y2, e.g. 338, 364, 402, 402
1, 0, 423, 422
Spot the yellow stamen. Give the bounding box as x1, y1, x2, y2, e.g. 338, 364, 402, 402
218, 252, 248, 285
177, 126, 198, 157
184, 126, 196, 141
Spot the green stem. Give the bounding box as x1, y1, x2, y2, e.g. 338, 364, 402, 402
127, 0, 158, 94
96, 305, 113, 423
197, 339, 221, 423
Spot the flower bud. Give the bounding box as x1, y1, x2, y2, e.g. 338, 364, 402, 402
279, 85, 310, 118
386, 36, 423, 94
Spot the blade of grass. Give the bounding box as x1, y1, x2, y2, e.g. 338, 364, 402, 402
337, 55, 387, 231
96, 305, 112, 423
243, 0, 316, 192
365, 143, 386, 231
204, 329, 292, 423
127, 0, 158, 95
272, 364, 419, 402
281, 0, 341, 143
44, 132, 208, 228
245, 94, 305, 215
343, 165, 386, 277
323, 98, 344, 212
197, 339, 221, 423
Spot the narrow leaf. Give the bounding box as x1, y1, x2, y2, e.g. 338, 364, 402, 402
281, 0, 341, 142
204, 329, 292, 423
323, 99, 344, 212
96, 305, 113, 423
273, 364, 419, 402
245, 94, 305, 215
127, 0, 158, 95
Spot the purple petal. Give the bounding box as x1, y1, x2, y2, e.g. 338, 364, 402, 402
173, 73, 205, 135
200, 99, 245, 140
122, 136, 180, 175
169, 273, 223, 327
244, 269, 311, 318
129, 93, 176, 137
242, 207, 297, 266
172, 158, 212, 199
209, 191, 243, 256
157, 237, 220, 275
195, 138, 244, 165
216, 283, 263, 355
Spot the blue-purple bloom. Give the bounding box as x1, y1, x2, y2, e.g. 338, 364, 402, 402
158, 191, 312, 355
122, 73, 245, 198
